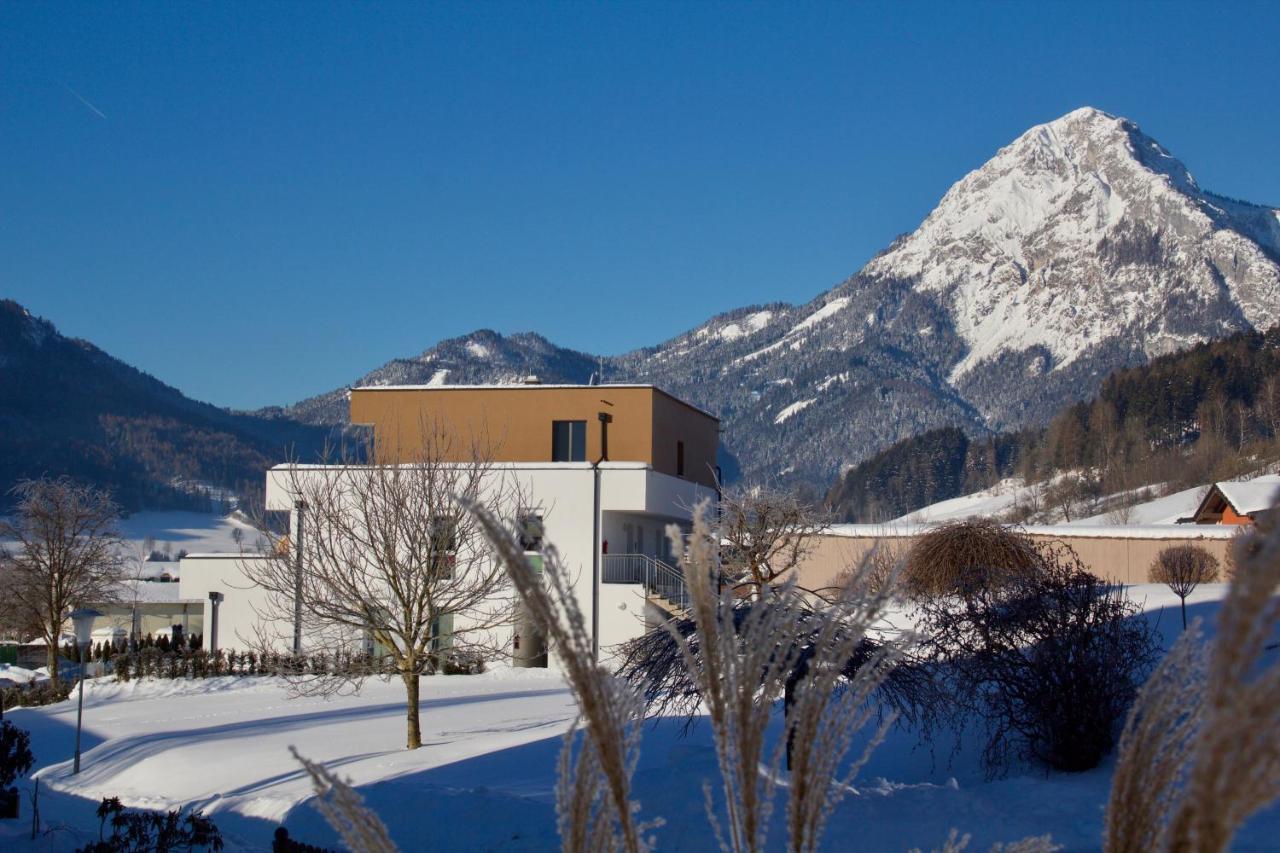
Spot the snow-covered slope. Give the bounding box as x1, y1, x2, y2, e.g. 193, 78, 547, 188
279, 109, 1280, 489
893, 471, 1280, 529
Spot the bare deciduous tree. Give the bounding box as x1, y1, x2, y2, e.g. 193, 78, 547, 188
1149, 545, 1219, 629
1261, 375, 1280, 443
245, 428, 521, 749
0, 477, 123, 680
719, 485, 829, 597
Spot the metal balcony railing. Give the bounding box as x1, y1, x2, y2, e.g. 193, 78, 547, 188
602, 553, 689, 611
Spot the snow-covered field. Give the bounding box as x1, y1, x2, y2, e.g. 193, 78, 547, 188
118, 510, 256, 557
113, 511, 258, 579
4, 586, 1278, 851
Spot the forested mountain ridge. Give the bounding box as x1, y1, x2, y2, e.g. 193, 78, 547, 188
826, 325, 1280, 522
0, 300, 331, 510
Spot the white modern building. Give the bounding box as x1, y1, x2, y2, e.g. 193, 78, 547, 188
179, 382, 720, 666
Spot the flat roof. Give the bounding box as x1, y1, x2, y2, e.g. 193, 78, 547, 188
350, 382, 719, 421
268, 460, 656, 473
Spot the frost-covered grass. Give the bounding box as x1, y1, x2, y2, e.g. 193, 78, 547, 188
3, 587, 1278, 851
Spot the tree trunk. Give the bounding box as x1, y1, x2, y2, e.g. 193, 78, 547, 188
47, 638, 58, 682
403, 669, 422, 750
1180, 597, 1188, 630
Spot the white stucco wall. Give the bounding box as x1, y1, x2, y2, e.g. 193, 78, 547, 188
598, 583, 650, 662
178, 554, 287, 652
230, 461, 715, 665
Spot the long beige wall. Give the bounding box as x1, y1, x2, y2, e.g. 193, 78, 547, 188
794, 530, 1239, 590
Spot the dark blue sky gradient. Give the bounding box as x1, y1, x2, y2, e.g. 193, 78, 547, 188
3, 2, 1277, 408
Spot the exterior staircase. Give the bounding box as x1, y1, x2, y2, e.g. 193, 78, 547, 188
602, 553, 688, 614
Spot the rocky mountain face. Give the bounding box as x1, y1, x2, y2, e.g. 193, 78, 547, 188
0, 300, 330, 510
282, 108, 1280, 490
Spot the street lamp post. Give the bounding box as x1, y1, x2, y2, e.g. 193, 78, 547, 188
207, 591, 224, 652
69, 607, 102, 776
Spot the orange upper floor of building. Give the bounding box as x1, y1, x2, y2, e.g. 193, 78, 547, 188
348, 383, 720, 489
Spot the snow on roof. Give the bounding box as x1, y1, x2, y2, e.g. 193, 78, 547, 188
117, 579, 188, 603
1216, 475, 1280, 515
1021, 524, 1240, 540
822, 522, 1241, 541
355, 382, 661, 391
350, 383, 720, 420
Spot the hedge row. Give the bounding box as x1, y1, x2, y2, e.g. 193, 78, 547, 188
114, 648, 485, 681
1, 680, 72, 712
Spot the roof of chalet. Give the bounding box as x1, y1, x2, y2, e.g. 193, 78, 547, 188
1184, 475, 1280, 522
1213, 475, 1280, 516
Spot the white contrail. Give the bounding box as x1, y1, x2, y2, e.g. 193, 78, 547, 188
62, 83, 107, 120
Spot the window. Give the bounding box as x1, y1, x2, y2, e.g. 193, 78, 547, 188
430, 515, 457, 579
552, 420, 587, 462
677, 441, 685, 477
517, 512, 544, 551
430, 613, 454, 653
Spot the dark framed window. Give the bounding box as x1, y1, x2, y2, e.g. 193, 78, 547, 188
677, 440, 685, 477
517, 512, 544, 551
552, 420, 587, 462
430, 515, 457, 579
430, 613, 454, 652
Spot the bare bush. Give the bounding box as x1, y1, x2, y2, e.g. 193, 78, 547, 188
919, 542, 1159, 774
1105, 515, 1280, 852
902, 519, 1041, 598
718, 485, 829, 596
1148, 545, 1219, 629
614, 600, 936, 738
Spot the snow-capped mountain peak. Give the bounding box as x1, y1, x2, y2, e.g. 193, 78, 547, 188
283, 108, 1280, 492
858, 106, 1280, 382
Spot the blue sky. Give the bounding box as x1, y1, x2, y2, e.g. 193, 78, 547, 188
3, 2, 1278, 409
